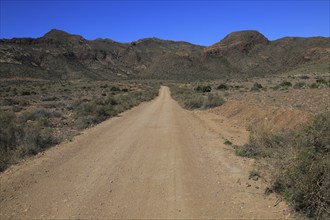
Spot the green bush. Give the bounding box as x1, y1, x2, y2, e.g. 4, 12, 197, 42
279, 81, 292, 87
0, 109, 58, 171
110, 86, 121, 92
276, 149, 329, 218
74, 87, 158, 129
195, 85, 211, 93
204, 94, 225, 109
308, 80, 330, 89
315, 79, 330, 88
236, 113, 330, 218
0, 110, 19, 150
22, 125, 59, 155
235, 145, 258, 157
217, 83, 230, 91
224, 140, 232, 145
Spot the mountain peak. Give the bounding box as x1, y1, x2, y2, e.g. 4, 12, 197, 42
220, 30, 269, 46
43, 29, 71, 39
42, 29, 85, 43
204, 30, 269, 55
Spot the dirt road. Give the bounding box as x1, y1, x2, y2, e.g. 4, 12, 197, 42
0, 86, 290, 219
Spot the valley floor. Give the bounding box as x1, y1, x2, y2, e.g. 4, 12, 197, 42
0, 86, 291, 219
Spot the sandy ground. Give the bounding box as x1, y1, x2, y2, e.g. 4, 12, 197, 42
0, 86, 291, 219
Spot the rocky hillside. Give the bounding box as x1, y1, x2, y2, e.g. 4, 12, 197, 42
0, 29, 329, 80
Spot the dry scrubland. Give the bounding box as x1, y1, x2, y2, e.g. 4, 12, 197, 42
0, 80, 159, 171
0, 73, 329, 219
169, 73, 330, 219
0, 29, 329, 219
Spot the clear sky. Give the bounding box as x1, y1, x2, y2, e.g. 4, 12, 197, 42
0, 0, 329, 46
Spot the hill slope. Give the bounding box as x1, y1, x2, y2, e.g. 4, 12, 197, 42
0, 29, 329, 80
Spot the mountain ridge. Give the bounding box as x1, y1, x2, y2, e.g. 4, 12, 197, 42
0, 29, 329, 80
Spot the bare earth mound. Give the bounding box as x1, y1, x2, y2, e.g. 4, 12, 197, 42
208, 100, 313, 132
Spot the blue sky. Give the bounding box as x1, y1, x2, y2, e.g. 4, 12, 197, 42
1, 0, 329, 46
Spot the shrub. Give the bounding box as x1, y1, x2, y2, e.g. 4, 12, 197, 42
293, 82, 307, 89
300, 75, 310, 79
22, 108, 52, 121
310, 83, 319, 89
22, 125, 59, 155
251, 82, 263, 91
184, 95, 204, 109
42, 96, 59, 101
276, 149, 329, 218
204, 94, 225, 109
0, 110, 19, 150
224, 140, 232, 145
18, 99, 30, 106
315, 79, 330, 88
236, 113, 330, 219
235, 145, 258, 157
279, 81, 292, 87
110, 86, 121, 92
249, 170, 261, 179
195, 85, 211, 93
2, 98, 19, 106
12, 106, 23, 112
217, 83, 229, 91
21, 91, 31, 96
272, 85, 281, 90
316, 79, 326, 84
0, 109, 59, 171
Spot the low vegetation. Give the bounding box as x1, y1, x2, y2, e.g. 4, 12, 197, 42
73, 90, 157, 129
273, 78, 330, 91
249, 170, 261, 179
251, 82, 263, 91
224, 140, 232, 145
235, 113, 330, 219
0, 80, 159, 171
169, 84, 225, 110
0, 109, 59, 171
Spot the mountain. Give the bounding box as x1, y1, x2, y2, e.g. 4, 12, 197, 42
0, 29, 329, 80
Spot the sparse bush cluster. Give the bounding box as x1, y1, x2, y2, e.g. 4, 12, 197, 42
310, 79, 330, 89
273, 79, 330, 90
0, 109, 59, 171
0, 80, 159, 171
74, 90, 158, 129
169, 84, 225, 110
235, 113, 330, 219
216, 83, 241, 91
